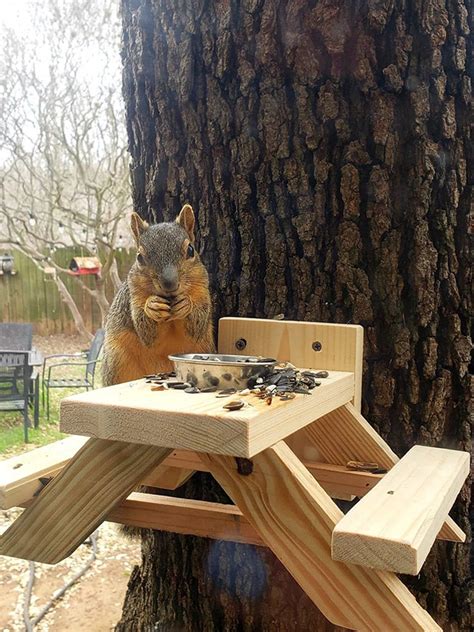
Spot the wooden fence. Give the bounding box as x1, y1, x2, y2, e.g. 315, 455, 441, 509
0, 247, 134, 336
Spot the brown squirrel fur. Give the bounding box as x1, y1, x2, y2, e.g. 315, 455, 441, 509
102, 204, 215, 388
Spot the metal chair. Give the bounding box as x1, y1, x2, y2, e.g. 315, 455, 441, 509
0, 323, 33, 390
0, 324, 40, 432
0, 323, 33, 350
42, 329, 105, 420
0, 351, 35, 442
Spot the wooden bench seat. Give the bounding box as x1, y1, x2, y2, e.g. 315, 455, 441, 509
331, 445, 469, 575
1, 436, 384, 510
1, 437, 465, 557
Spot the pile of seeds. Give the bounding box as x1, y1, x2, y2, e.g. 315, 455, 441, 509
245, 366, 328, 404
144, 365, 329, 409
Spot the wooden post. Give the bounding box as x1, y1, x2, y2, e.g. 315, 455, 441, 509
202, 442, 441, 631
0, 438, 171, 563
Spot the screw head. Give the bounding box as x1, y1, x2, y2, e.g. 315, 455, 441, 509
312, 341, 322, 352
235, 338, 247, 351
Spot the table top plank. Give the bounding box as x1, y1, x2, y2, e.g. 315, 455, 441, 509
60, 371, 355, 457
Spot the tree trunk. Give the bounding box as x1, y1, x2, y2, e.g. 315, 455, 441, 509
118, 1, 472, 630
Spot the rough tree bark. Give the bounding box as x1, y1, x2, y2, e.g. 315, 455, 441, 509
118, 1, 472, 630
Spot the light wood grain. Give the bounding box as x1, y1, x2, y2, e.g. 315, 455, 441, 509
0, 445, 200, 510
218, 317, 363, 410
0, 436, 87, 509
332, 445, 469, 574
60, 372, 354, 457
107, 492, 265, 546
1, 442, 383, 508
0, 438, 171, 563
304, 403, 465, 543
142, 465, 194, 489
202, 442, 441, 631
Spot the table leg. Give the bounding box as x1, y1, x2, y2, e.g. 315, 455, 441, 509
202, 442, 441, 632
33, 373, 39, 428
0, 438, 171, 564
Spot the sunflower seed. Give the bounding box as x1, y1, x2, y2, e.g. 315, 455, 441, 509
223, 399, 245, 411
217, 387, 237, 395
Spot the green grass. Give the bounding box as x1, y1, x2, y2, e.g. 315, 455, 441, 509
0, 365, 102, 458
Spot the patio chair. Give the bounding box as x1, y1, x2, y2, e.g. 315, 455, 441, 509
0, 323, 33, 388
0, 323, 33, 351
42, 328, 105, 420
0, 323, 40, 430
0, 351, 36, 442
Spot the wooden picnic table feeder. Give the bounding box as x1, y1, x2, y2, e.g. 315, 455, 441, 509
68, 256, 101, 276
0, 318, 469, 631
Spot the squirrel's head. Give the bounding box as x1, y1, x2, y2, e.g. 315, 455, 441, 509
130, 204, 204, 296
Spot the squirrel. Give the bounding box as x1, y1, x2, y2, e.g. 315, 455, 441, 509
102, 204, 215, 387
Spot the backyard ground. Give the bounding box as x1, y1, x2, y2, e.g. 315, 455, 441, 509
0, 334, 141, 632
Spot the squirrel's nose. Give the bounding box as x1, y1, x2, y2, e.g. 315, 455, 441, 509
160, 265, 179, 293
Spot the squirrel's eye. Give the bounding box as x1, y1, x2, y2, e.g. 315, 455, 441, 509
137, 253, 145, 265
187, 244, 195, 258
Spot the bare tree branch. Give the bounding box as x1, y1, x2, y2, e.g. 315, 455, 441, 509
0, 0, 131, 334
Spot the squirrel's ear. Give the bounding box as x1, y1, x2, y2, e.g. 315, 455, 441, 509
177, 204, 195, 241
130, 212, 148, 245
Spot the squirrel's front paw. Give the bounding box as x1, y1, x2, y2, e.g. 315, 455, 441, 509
169, 294, 192, 320
144, 295, 171, 322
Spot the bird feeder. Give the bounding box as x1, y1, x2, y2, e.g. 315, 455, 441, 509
0, 318, 469, 632
0, 254, 16, 276
68, 256, 101, 276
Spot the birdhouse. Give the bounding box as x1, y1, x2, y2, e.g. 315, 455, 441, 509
68, 256, 101, 276
0, 254, 16, 276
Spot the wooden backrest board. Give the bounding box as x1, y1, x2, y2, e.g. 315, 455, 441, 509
218, 318, 363, 471
218, 318, 363, 411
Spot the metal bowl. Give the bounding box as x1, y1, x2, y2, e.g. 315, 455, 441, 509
168, 353, 277, 389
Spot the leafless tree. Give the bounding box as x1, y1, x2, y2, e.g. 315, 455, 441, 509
0, 0, 131, 338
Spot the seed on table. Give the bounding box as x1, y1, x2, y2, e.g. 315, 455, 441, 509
216, 387, 237, 397
201, 386, 218, 393
168, 382, 191, 390
223, 399, 245, 411
239, 388, 251, 395
184, 386, 201, 394
293, 386, 312, 394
